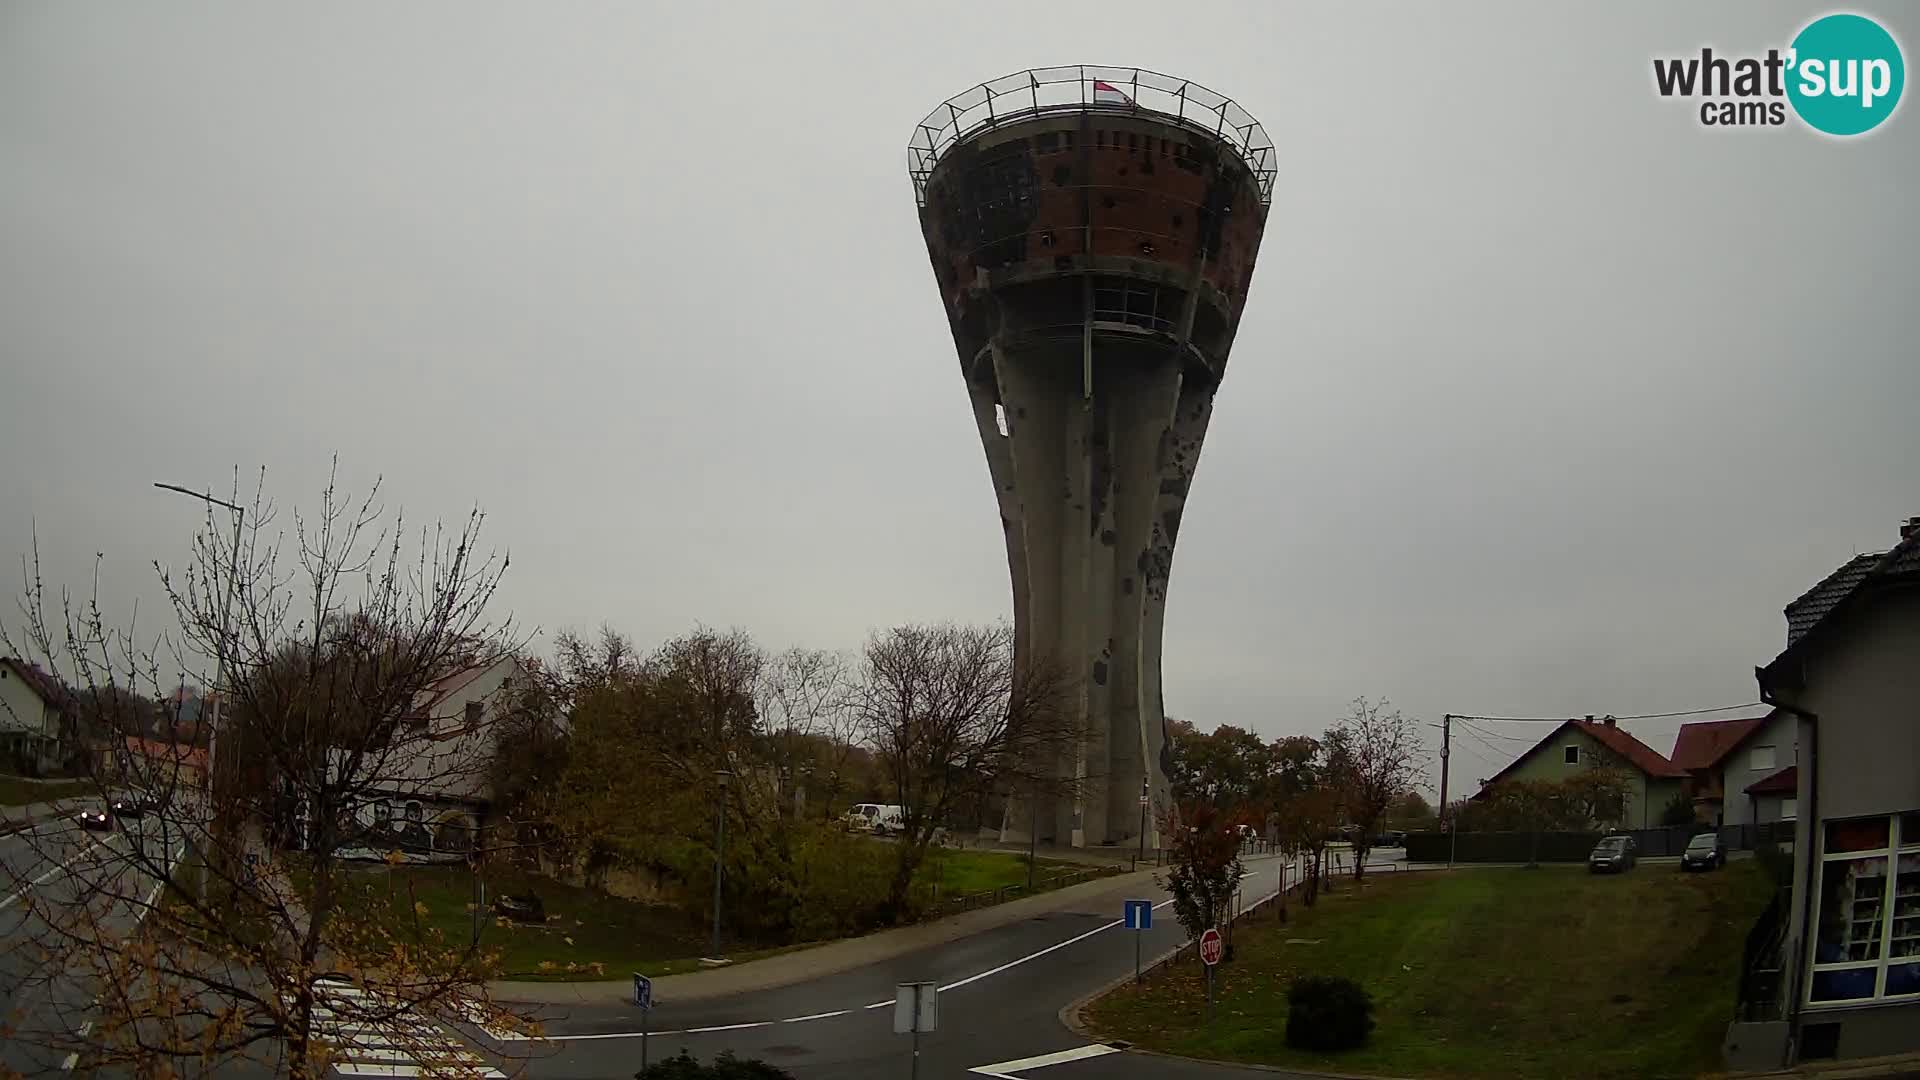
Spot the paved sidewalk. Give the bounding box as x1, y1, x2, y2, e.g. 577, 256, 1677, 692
487, 860, 1178, 1007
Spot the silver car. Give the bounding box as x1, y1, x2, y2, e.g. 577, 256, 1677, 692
1588, 835, 1637, 873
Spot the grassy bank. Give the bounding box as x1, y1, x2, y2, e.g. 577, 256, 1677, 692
317, 846, 1056, 981
1085, 862, 1773, 1080
0, 776, 94, 806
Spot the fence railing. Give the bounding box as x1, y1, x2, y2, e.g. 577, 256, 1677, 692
928, 862, 1125, 917
907, 65, 1275, 207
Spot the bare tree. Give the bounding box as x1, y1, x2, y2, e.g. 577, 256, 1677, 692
755, 647, 856, 822
1327, 696, 1427, 882
0, 465, 538, 1079
852, 623, 1084, 918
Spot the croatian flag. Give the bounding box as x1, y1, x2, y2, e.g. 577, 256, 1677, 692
1093, 79, 1132, 105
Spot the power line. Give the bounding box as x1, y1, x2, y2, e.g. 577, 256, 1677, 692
1454, 720, 1538, 745
1447, 701, 1764, 724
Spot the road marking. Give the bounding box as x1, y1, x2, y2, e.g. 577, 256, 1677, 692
969, 1043, 1121, 1077
529, 863, 1277, 1044
294, 981, 504, 1077
0, 832, 122, 911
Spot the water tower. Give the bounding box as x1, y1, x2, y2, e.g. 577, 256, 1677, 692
908, 67, 1273, 848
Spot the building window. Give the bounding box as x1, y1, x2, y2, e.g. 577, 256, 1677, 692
405, 801, 424, 825
373, 801, 392, 828
1782, 798, 1798, 820
1563, 745, 1580, 765
465, 700, 483, 731
1751, 745, 1777, 771
1807, 812, 1920, 1004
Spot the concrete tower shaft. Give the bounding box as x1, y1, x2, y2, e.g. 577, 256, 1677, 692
909, 67, 1272, 848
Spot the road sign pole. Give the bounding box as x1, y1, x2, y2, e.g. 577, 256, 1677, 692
641, 1007, 650, 1074
1206, 963, 1215, 1023
911, 1025, 920, 1080
1134, 930, 1142, 983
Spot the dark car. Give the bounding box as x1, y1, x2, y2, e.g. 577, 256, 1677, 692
1680, 832, 1727, 871
76, 807, 114, 832
1588, 835, 1637, 873
134, 792, 166, 815
109, 796, 142, 819
1372, 830, 1407, 849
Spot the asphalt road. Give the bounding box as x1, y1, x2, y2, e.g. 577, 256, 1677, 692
479, 852, 1323, 1080
0, 800, 187, 1078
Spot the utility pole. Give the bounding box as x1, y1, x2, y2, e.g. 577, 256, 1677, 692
153, 483, 243, 830
1438, 713, 1451, 829
711, 769, 731, 959
1136, 776, 1149, 866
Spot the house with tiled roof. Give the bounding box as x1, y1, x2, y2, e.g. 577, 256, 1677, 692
0, 657, 70, 774
1670, 711, 1798, 828
1729, 515, 1920, 1068
1471, 716, 1689, 829
334, 654, 533, 858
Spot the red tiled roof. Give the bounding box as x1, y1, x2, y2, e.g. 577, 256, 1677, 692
1574, 720, 1688, 779
122, 736, 208, 772
1745, 765, 1798, 796
1669, 716, 1769, 771
1474, 718, 1687, 795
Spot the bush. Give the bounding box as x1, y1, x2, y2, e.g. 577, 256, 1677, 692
1285, 975, 1374, 1051
637, 1050, 795, 1079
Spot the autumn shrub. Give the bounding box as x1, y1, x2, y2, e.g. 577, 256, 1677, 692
637, 1050, 795, 1079
1285, 975, 1374, 1051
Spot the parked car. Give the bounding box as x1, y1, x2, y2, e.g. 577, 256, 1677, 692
134, 791, 167, 815
109, 796, 142, 820
1588, 835, 1637, 873
844, 803, 905, 836
76, 807, 114, 832
1680, 832, 1727, 871
1371, 830, 1407, 849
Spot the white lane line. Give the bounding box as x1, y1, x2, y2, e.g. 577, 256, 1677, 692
0, 832, 123, 910
969, 1043, 1121, 1077
537, 870, 1271, 1043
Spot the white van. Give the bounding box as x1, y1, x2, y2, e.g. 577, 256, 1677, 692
844, 803, 905, 835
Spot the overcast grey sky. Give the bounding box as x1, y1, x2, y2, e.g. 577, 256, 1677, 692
3, 2, 1914, 794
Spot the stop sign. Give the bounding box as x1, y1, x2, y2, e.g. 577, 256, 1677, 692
1198, 927, 1223, 967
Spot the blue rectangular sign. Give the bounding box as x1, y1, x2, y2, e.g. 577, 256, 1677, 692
633, 972, 653, 1010
1123, 898, 1153, 930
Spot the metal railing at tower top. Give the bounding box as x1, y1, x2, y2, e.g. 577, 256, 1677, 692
907, 65, 1275, 207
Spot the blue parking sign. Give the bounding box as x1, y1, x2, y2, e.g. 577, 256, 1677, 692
633, 972, 653, 1010
1123, 898, 1152, 930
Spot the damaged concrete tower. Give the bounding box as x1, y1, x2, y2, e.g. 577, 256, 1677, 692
908, 67, 1273, 848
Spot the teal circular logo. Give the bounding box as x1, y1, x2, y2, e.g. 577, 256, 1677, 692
1787, 13, 1905, 136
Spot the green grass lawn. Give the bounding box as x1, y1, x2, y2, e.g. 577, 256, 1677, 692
322, 862, 721, 980
922, 848, 1075, 897
320, 847, 1050, 981
1086, 862, 1774, 1080
0, 776, 93, 806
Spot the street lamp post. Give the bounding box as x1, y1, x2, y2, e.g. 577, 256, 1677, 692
1137, 777, 1150, 866
711, 769, 732, 959
153, 483, 243, 811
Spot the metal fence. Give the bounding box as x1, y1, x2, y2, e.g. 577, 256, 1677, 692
928, 862, 1125, 917
907, 65, 1276, 206
1405, 820, 1797, 863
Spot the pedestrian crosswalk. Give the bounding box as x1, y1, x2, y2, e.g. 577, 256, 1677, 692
297, 978, 504, 1078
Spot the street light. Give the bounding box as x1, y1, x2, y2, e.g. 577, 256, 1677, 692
153, 483, 243, 812
711, 768, 732, 960
1137, 776, 1150, 866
